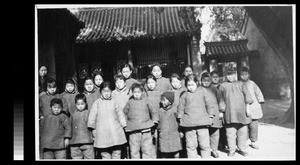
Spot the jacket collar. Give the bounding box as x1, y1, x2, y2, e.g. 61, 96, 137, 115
116, 86, 127, 92
100, 95, 112, 100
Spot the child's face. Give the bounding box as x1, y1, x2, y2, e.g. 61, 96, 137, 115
201, 77, 212, 88
184, 67, 193, 77
51, 104, 62, 115
211, 74, 220, 84
101, 87, 112, 99
171, 77, 182, 90
187, 81, 197, 93
39, 66, 47, 77
115, 79, 126, 90
122, 67, 132, 79
133, 88, 142, 100
240, 71, 250, 82
151, 66, 162, 79
65, 83, 75, 93
84, 79, 95, 92
94, 75, 103, 87
226, 73, 236, 83
76, 99, 86, 111
146, 78, 157, 91
47, 85, 57, 95
161, 96, 171, 108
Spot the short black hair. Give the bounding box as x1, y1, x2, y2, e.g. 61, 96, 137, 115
65, 79, 75, 86
46, 77, 57, 88
99, 81, 112, 92
120, 63, 133, 72
114, 74, 126, 82
170, 73, 181, 82
210, 70, 220, 77
93, 71, 104, 81
185, 74, 198, 87
84, 76, 94, 84
240, 67, 250, 74
226, 69, 236, 75
150, 62, 162, 72
201, 72, 211, 81
131, 83, 145, 93
50, 98, 63, 108
146, 74, 157, 82
75, 93, 87, 104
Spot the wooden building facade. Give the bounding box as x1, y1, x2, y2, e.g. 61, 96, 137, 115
203, 39, 260, 82
72, 7, 201, 86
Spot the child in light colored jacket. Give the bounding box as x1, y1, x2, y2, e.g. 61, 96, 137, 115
240, 67, 265, 149
88, 81, 127, 159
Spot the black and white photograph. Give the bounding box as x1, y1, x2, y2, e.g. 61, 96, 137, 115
34, 4, 295, 160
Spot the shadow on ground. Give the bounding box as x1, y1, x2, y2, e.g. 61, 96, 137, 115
259, 99, 294, 129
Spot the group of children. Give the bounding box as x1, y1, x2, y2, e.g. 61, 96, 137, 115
38, 62, 265, 159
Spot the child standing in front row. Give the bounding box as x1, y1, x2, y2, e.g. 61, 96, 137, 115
201, 72, 226, 158
219, 69, 253, 157
69, 94, 94, 159
123, 83, 159, 159
40, 98, 71, 159
177, 74, 216, 158
158, 91, 182, 158
88, 81, 127, 159
240, 67, 265, 150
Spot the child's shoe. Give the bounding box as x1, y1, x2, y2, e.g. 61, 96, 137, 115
228, 151, 235, 157
211, 150, 219, 158
250, 141, 259, 149
238, 150, 249, 156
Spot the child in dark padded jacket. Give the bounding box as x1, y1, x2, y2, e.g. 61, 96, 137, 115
123, 83, 159, 159
40, 98, 71, 159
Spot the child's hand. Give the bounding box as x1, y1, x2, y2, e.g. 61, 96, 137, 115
218, 113, 224, 119
179, 132, 184, 138
246, 104, 251, 117
64, 139, 69, 148
92, 130, 96, 140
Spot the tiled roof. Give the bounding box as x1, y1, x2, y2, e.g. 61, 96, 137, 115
73, 7, 199, 43
204, 39, 250, 57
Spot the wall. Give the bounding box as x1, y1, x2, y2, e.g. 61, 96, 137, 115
244, 17, 290, 99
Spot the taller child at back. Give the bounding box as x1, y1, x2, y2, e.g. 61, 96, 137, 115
219, 69, 253, 157
181, 65, 194, 88
61, 79, 79, 116
120, 63, 139, 90
239, 67, 265, 150
148, 62, 172, 93
83, 76, 100, 114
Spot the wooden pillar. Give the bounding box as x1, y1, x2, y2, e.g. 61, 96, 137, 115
190, 35, 201, 78
209, 59, 218, 73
